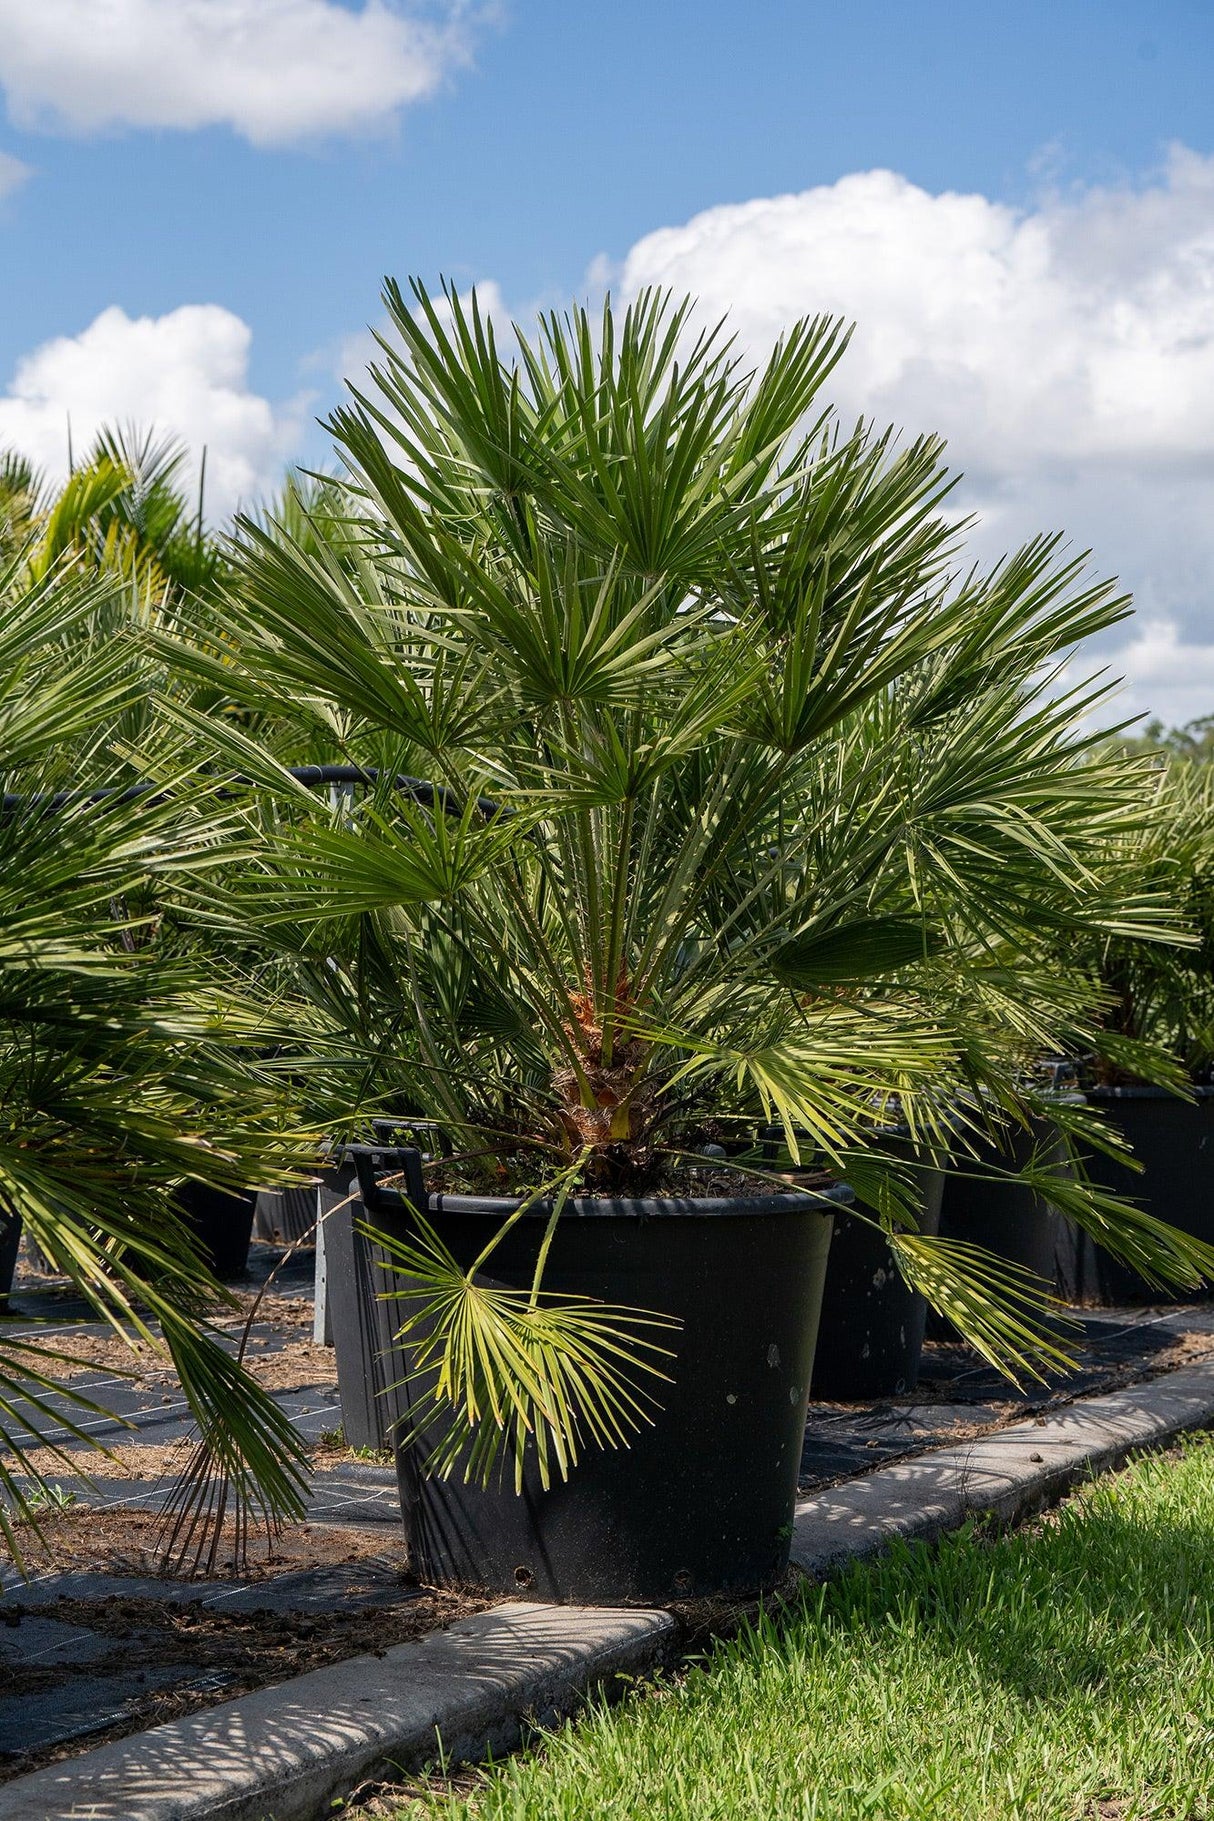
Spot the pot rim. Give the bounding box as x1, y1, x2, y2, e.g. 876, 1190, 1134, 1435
1085, 1085, 1214, 1101
425, 1182, 854, 1221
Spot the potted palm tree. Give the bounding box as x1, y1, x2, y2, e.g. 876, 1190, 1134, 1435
0, 445, 313, 1558
1056, 762, 1214, 1303
164, 283, 1214, 1603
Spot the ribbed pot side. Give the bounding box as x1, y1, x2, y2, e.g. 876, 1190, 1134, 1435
928, 1120, 1066, 1341
1056, 1087, 1214, 1305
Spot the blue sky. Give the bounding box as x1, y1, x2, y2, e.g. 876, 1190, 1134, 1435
1, 0, 1212, 721
3, 0, 1209, 398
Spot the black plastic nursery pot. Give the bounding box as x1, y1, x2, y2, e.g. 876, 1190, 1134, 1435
323, 1163, 408, 1453
350, 1155, 845, 1606
810, 1135, 945, 1401
173, 1182, 256, 1280
927, 1119, 1068, 1341
253, 1184, 319, 1246
1056, 1086, 1214, 1305
0, 1206, 20, 1302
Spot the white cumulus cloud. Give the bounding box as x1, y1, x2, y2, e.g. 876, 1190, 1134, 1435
613, 148, 1214, 728
0, 303, 302, 518
0, 0, 474, 146
0, 149, 28, 198
1107, 620, 1214, 731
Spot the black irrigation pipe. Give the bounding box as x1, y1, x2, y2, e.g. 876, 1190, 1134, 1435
0, 763, 507, 820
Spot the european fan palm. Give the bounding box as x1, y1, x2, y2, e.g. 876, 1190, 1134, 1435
0, 425, 224, 602
161, 282, 1211, 1482
1078, 759, 1214, 1082
0, 534, 311, 1557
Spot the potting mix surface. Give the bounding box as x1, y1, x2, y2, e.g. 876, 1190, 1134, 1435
1, 1238, 1212, 1782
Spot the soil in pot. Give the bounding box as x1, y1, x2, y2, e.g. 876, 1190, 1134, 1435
355, 1167, 846, 1606
810, 1133, 945, 1401
1057, 1087, 1214, 1305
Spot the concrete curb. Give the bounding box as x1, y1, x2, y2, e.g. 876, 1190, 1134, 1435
4, 1361, 1214, 1821
790, 1358, 1214, 1575
0, 1605, 678, 1821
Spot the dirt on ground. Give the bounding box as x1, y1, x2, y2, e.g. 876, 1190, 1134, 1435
20, 1428, 386, 1488
19, 1319, 336, 1399
1118, 1323, 1214, 1376
222, 1287, 316, 1330
21, 1331, 163, 1377
233, 1335, 337, 1392
12, 1507, 405, 1580
15, 1441, 195, 1486
0, 1511, 487, 1782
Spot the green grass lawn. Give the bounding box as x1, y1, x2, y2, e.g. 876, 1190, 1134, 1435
407, 1435, 1214, 1820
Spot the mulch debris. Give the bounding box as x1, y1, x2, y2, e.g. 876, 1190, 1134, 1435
0, 1512, 485, 1778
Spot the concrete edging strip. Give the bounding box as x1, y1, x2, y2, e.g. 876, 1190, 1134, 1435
4, 1360, 1214, 1821
0, 1604, 677, 1821
790, 1359, 1214, 1574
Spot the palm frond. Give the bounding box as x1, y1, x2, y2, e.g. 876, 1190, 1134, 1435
890, 1232, 1079, 1383
372, 1212, 678, 1491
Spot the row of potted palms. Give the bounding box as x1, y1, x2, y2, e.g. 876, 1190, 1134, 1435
2, 287, 1213, 1600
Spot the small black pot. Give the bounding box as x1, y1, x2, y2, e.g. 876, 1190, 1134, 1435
928, 1120, 1067, 1339
0, 1207, 21, 1303
253, 1185, 318, 1246
173, 1183, 256, 1280
1056, 1086, 1214, 1305
811, 1135, 945, 1401
349, 1156, 844, 1605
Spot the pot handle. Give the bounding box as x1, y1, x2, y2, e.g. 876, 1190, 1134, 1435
347, 1144, 426, 1221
